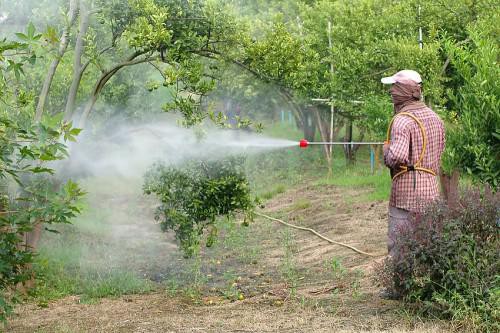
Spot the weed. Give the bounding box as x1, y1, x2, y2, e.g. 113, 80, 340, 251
279, 229, 300, 296
34, 258, 154, 305
214, 215, 262, 265
183, 255, 208, 299
184, 285, 203, 302
350, 269, 364, 300
239, 246, 260, 265
221, 270, 242, 301
164, 279, 181, 297
324, 257, 347, 280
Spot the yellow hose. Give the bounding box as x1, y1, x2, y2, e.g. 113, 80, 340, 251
386, 112, 436, 179
255, 212, 382, 257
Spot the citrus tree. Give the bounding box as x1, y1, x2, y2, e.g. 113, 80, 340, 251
441, 13, 499, 189
143, 156, 255, 258
0, 34, 84, 321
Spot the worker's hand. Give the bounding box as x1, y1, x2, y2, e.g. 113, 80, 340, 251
383, 140, 390, 155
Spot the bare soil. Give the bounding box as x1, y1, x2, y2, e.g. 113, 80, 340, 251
7, 183, 451, 333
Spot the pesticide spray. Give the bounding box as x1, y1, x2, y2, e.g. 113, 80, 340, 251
43, 117, 306, 285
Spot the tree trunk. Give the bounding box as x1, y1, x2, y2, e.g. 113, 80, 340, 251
35, 0, 79, 121
440, 169, 460, 209
312, 106, 331, 165
343, 120, 354, 164
64, 1, 90, 122
312, 105, 344, 168
276, 88, 315, 141
301, 108, 316, 141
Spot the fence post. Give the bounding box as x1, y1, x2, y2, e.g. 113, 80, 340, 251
370, 145, 375, 174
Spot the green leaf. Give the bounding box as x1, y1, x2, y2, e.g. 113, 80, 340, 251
14, 33, 29, 42
69, 128, 82, 136
29, 166, 54, 174
27, 22, 36, 39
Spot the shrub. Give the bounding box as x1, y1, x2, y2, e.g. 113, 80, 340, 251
380, 189, 499, 332
143, 156, 255, 258
0, 118, 84, 322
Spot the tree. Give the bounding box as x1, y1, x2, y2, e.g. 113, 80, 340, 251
144, 156, 255, 258
0, 33, 84, 321
35, 0, 79, 121
76, 0, 248, 127
441, 13, 499, 189
234, 18, 325, 151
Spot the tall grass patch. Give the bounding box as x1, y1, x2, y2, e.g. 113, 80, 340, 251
34, 257, 154, 304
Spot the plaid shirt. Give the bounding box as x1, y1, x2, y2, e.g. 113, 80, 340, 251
384, 102, 445, 212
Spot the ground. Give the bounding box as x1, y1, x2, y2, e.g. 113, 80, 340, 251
6, 181, 451, 333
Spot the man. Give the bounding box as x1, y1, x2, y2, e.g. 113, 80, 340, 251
382, 70, 445, 259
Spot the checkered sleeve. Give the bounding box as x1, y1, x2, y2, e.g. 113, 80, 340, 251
384, 117, 410, 169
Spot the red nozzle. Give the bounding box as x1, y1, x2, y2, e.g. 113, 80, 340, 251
299, 139, 309, 148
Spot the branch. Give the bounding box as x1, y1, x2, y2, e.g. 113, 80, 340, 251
148, 61, 166, 79
80, 46, 113, 74
193, 49, 280, 86
361, 68, 393, 79
79, 53, 155, 128
441, 38, 470, 75
0, 211, 19, 215
64, 0, 91, 120
96, 54, 153, 93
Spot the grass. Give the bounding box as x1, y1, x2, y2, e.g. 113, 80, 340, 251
290, 198, 312, 211
320, 170, 390, 202
314, 147, 391, 202
34, 257, 154, 305
260, 184, 286, 200
279, 229, 300, 296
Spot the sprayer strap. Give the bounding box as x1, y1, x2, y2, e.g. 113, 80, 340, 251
386, 112, 436, 181
392, 166, 437, 179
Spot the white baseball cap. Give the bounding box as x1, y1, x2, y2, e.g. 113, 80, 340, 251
381, 70, 422, 84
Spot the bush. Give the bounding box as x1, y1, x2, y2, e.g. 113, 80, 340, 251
143, 156, 255, 258
380, 189, 499, 332
0, 117, 84, 322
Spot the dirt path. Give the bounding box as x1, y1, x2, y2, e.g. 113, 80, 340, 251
7, 184, 450, 333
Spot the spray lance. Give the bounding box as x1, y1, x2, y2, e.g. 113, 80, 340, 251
298, 139, 384, 148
